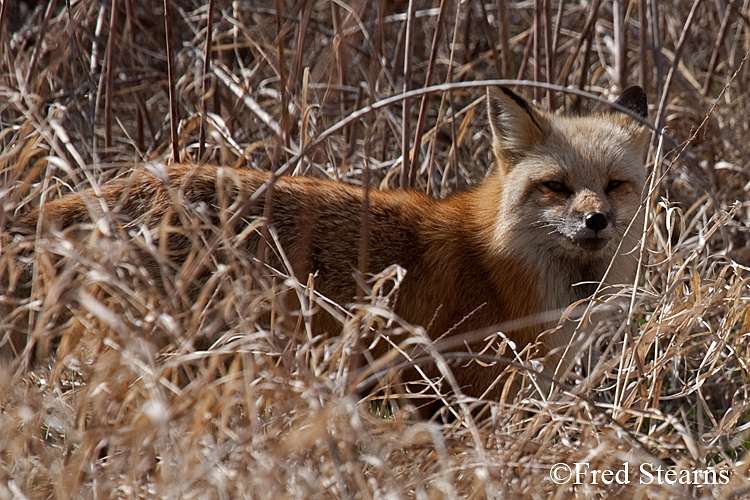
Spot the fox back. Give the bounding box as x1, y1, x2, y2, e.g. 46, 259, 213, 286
5, 86, 649, 401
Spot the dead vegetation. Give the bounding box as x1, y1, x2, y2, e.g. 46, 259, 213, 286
2, 0, 750, 498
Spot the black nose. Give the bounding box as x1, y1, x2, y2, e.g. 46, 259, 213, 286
585, 212, 608, 232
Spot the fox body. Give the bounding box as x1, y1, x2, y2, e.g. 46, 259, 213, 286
8, 86, 649, 399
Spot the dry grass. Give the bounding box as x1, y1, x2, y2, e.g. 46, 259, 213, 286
2, 0, 750, 498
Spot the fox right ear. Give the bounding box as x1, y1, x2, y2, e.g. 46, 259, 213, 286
613, 86, 648, 119
487, 87, 546, 167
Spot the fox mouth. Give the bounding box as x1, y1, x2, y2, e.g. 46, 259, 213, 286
573, 237, 609, 252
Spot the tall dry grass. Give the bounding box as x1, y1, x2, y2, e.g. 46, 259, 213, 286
1, 0, 750, 498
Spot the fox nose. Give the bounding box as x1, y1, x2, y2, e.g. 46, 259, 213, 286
585, 212, 608, 232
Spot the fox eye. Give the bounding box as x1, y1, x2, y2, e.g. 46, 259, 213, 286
543, 181, 570, 194
606, 180, 625, 192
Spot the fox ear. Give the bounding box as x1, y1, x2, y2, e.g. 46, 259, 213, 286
613, 86, 648, 119
487, 86, 546, 167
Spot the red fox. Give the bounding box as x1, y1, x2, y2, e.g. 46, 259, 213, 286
6, 86, 649, 405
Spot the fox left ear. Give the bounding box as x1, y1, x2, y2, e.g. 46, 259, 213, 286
487, 86, 547, 168
613, 86, 648, 119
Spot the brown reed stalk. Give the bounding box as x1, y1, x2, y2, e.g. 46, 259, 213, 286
408, 0, 448, 185
479, 0, 502, 79
331, 3, 349, 145
552, 0, 563, 54
558, 0, 601, 89
25, 0, 58, 89
534, 0, 541, 102
0, 0, 7, 45
544, 0, 555, 108
653, 0, 703, 134
275, 0, 290, 156
103, 0, 117, 150
614, 0, 627, 90
90, 1, 107, 163
400, 0, 416, 189
350, 134, 372, 395
256, 0, 288, 273
198, 0, 215, 162
702, 0, 734, 96
639, 0, 649, 92
572, 26, 594, 112
649, 0, 664, 102
290, 0, 313, 95
462, 3, 472, 67
124, 0, 144, 153
516, 28, 533, 82
497, 0, 512, 78
728, 2, 750, 95
163, 0, 180, 163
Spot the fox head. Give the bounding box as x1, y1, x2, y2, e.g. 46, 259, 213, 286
485, 86, 650, 287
